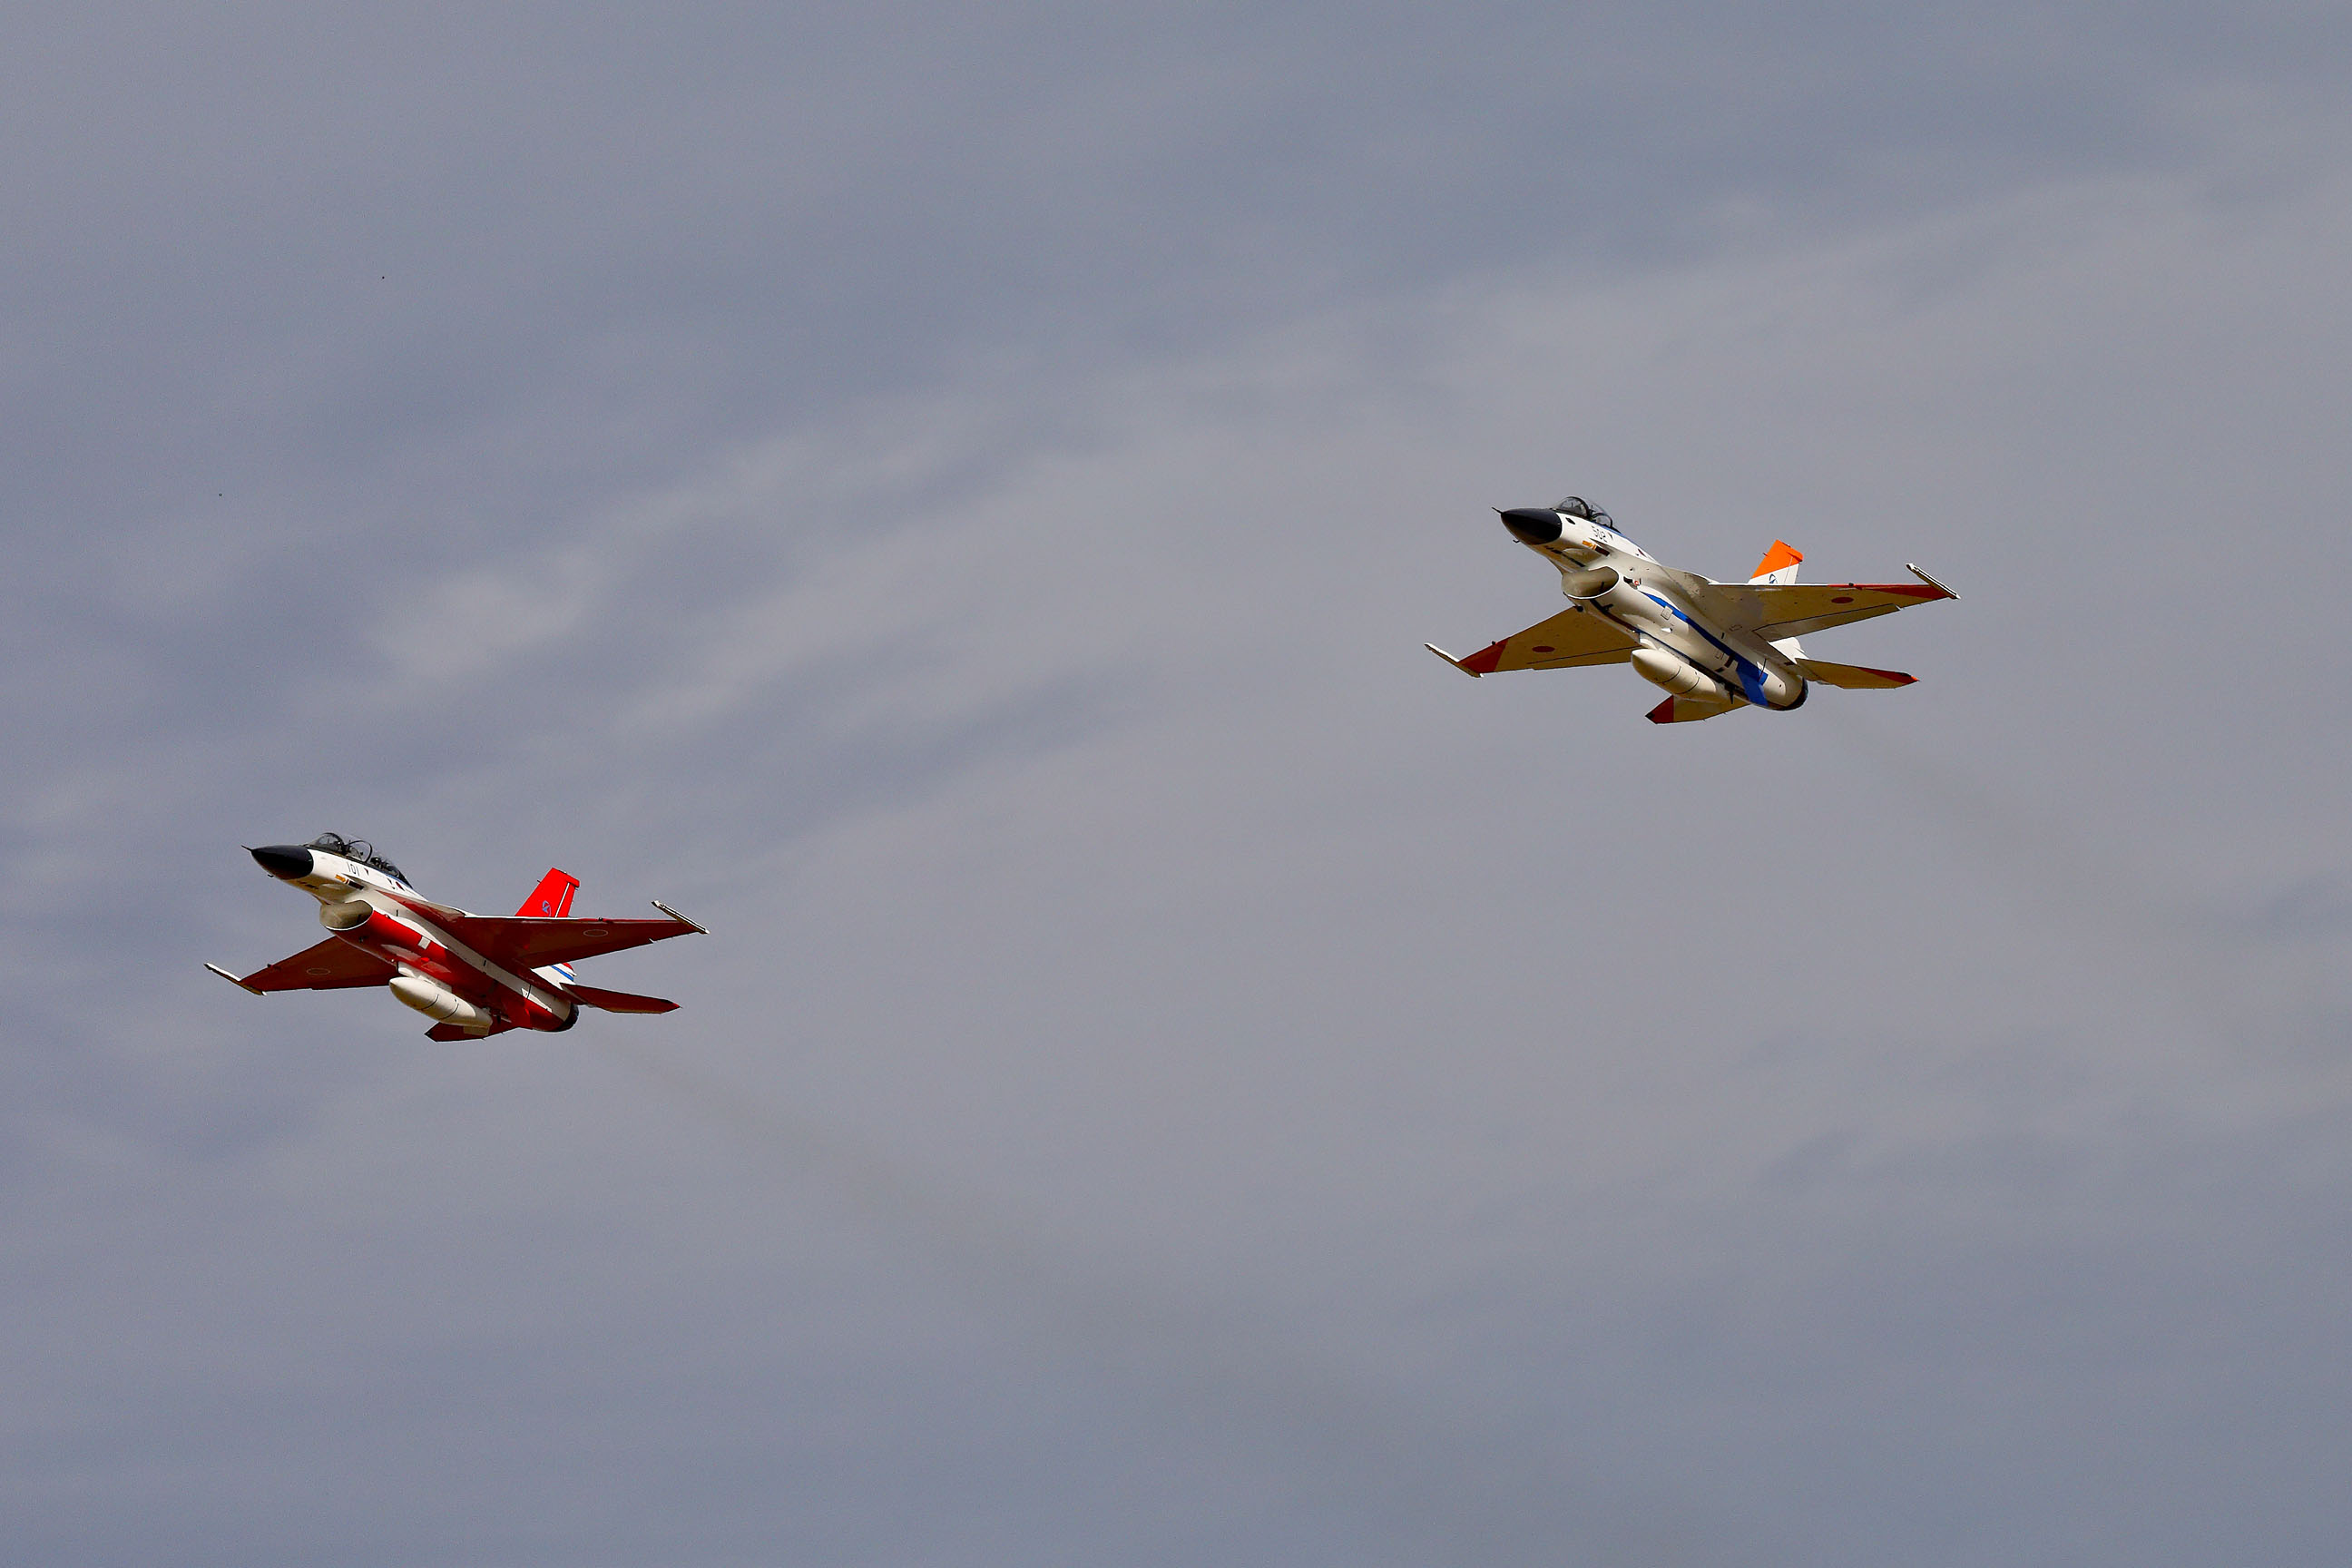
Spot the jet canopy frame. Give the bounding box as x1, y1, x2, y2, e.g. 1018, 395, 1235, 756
306, 833, 409, 885
1553, 496, 1613, 529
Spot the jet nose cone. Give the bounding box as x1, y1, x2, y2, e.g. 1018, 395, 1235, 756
1498, 507, 1564, 545
250, 844, 315, 879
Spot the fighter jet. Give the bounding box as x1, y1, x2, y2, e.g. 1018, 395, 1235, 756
1426, 496, 1956, 722
207, 833, 705, 1039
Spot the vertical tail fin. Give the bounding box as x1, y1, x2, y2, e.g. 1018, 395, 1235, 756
517, 868, 580, 918
1751, 541, 1807, 657
1749, 540, 1803, 584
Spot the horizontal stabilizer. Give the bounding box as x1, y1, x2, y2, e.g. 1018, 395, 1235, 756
1647, 694, 1744, 724
426, 1019, 519, 1041
564, 982, 680, 1014
1798, 659, 1916, 690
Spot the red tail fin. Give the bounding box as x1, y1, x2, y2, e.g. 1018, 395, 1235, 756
517, 868, 580, 917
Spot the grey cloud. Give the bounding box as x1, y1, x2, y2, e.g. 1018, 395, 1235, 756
5, 8, 2352, 1565
6, 5, 2336, 531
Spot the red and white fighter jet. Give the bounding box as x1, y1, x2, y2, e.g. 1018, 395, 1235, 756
208, 833, 705, 1039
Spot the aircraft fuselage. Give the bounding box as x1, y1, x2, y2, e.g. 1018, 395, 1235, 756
260, 845, 576, 1033
1504, 507, 1807, 710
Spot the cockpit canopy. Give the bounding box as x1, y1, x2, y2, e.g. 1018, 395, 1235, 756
307, 832, 409, 885
1554, 496, 1614, 530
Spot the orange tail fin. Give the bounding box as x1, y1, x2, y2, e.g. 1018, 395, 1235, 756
1749, 540, 1803, 583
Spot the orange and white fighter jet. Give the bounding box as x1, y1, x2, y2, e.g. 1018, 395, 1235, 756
1427, 496, 1956, 722
208, 833, 704, 1039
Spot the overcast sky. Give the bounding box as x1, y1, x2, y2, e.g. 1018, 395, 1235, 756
5, 5, 2350, 1564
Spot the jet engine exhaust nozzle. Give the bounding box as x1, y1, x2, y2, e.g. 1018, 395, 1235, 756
388, 975, 495, 1032
1499, 507, 1564, 545
250, 844, 314, 880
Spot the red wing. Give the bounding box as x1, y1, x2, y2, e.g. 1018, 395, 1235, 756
234, 938, 401, 993
564, 982, 679, 1014
437, 913, 700, 970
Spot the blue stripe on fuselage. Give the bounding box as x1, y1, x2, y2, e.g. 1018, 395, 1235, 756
1646, 592, 1769, 701
1639, 591, 1779, 707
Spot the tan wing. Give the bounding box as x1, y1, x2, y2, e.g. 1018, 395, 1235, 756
1681, 573, 1955, 642
1427, 604, 1638, 676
